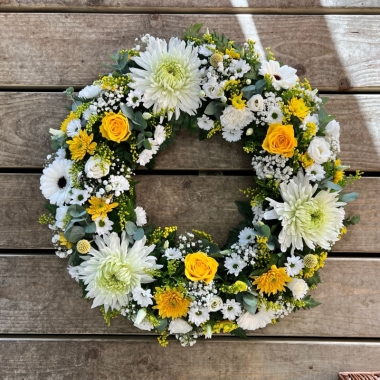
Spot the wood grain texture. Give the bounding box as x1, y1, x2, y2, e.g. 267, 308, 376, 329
0, 93, 379, 171
1, 14, 380, 90
0, 338, 380, 379
1, 0, 379, 13
0, 174, 376, 251
0, 256, 379, 337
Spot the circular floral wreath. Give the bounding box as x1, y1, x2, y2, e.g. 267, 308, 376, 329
39, 24, 361, 347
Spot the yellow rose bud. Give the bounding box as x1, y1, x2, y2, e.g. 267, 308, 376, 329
100, 111, 131, 143
262, 123, 297, 158
184, 252, 218, 284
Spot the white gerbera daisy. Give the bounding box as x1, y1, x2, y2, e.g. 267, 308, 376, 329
126, 89, 143, 109
197, 114, 214, 131
221, 299, 242, 320
230, 59, 251, 78
70, 188, 90, 206
220, 105, 254, 130
238, 227, 256, 246
78, 84, 102, 99
164, 247, 182, 260
259, 60, 298, 91
237, 307, 276, 330
132, 286, 154, 307
94, 216, 114, 236
188, 306, 210, 326
285, 255, 304, 277
225, 252, 247, 276
76, 232, 161, 311
135, 206, 147, 227
305, 162, 326, 182
264, 170, 346, 253
66, 119, 82, 138
40, 158, 73, 206
130, 36, 202, 119
222, 127, 243, 142
267, 106, 284, 124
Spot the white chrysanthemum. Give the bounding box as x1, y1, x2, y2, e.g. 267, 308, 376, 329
164, 247, 182, 260
225, 253, 247, 276
68, 265, 80, 282
40, 158, 73, 206
222, 127, 243, 142
287, 278, 309, 300
94, 216, 114, 236
135, 206, 147, 227
305, 162, 326, 182
197, 114, 214, 130
70, 188, 90, 206
247, 94, 264, 112
78, 85, 102, 99
188, 306, 210, 326
55, 205, 69, 229
264, 170, 346, 253
267, 106, 284, 124
126, 89, 143, 109
83, 105, 97, 120
238, 227, 256, 246
136, 149, 155, 166
56, 148, 66, 159
132, 286, 153, 307
259, 60, 298, 91
76, 232, 161, 311
237, 307, 275, 330
307, 137, 331, 164
220, 105, 254, 130
230, 59, 251, 78
221, 299, 242, 320
66, 119, 82, 138
168, 318, 193, 334
285, 255, 304, 277
130, 36, 202, 120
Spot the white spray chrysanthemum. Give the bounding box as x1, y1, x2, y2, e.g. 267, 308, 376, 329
130, 36, 202, 120
264, 170, 346, 253
73, 232, 161, 311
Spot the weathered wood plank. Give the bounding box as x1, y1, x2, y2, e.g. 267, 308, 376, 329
1, 0, 379, 13
0, 93, 379, 171
1, 14, 380, 91
0, 338, 379, 379
0, 256, 379, 337
0, 175, 376, 251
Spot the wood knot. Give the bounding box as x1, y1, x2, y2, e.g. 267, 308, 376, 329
183, 180, 192, 189
149, 14, 162, 28
339, 77, 353, 91
85, 347, 100, 361
294, 64, 306, 76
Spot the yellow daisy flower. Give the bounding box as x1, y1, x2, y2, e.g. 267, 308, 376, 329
334, 159, 345, 184
67, 130, 97, 161
252, 265, 291, 295
230, 93, 246, 110
86, 196, 118, 221
153, 286, 191, 319
288, 97, 309, 120
60, 111, 76, 133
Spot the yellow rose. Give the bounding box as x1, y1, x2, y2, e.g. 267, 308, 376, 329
184, 252, 218, 284
262, 123, 297, 158
100, 111, 131, 143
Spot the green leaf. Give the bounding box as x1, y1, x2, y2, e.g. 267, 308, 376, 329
134, 112, 147, 130
254, 79, 266, 94
302, 295, 321, 310
84, 222, 96, 234
155, 318, 168, 333
344, 214, 360, 225
341, 192, 359, 203
64, 225, 85, 243
318, 106, 328, 122
44, 204, 58, 217
230, 327, 248, 340
325, 181, 343, 191
133, 227, 145, 241
241, 85, 256, 93
304, 271, 321, 287
67, 204, 87, 218
120, 104, 135, 120
143, 140, 152, 150
125, 221, 137, 235
204, 101, 218, 116
242, 292, 257, 307
235, 201, 254, 219
118, 51, 129, 70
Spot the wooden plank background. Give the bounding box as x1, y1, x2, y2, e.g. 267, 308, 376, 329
0, 2, 379, 379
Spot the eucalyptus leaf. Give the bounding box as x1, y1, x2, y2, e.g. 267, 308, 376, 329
204, 101, 217, 115
125, 221, 137, 235
67, 204, 87, 218
134, 112, 147, 130
118, 52, 129, 70
241, 85, 256, 92
243, 300, 257, 315
242, 292, 257, 307
120, 104, 135, 120
84, 222, 97, 234
325, 181, 343, 191
341, 192, 359, 203
64, 225, 85, 243
155, 318, 168, 333
133, 227, 145, 241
